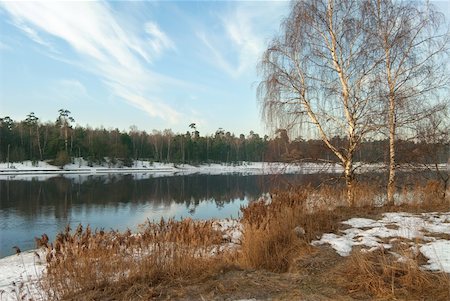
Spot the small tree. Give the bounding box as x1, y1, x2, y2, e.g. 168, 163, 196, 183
54, 150, 71, 168
368, 0, 450, 204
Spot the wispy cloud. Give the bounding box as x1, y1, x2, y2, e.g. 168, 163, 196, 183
197, 2, 288, 79
145, 21, 175, 56
0, 1, 181, 123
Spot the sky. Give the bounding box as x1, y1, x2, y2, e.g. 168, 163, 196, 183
0, 1, 449, 136
0, 0, 290, 136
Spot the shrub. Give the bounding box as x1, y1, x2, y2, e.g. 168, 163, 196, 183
53, 150, 70, 168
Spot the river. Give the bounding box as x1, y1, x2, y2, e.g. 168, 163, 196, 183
0, 172, 334, 258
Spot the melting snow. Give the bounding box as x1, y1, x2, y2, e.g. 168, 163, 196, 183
0, 250, 46, 301
420, 240, 450, 273
312, 212, 450, 273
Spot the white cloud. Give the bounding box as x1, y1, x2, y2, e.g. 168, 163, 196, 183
110, 83, 181, 124
145, 22, 175, 55
197, 2, 288, 79
0, 1, 182, 123
59, 79, 87, 94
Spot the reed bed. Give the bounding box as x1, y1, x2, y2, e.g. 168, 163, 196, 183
38, 219, 229, 300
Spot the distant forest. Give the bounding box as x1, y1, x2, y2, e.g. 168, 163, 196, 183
0, 111, 447, 166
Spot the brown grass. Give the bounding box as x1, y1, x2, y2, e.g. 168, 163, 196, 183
39, 219, 231, 300
238, 189, 308, 272
336, 245, 450, 300
237, 182, 390, 273
397, 180, 450, 211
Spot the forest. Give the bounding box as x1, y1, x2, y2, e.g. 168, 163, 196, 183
0, 110, 447, 167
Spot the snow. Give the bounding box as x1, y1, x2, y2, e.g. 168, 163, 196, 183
420, 240, 450, 273
0, 159, 344, 180
213, 219, 243, 245
317, 233, 354, 256
312, 212, 450, 273
0, 250, 46, 301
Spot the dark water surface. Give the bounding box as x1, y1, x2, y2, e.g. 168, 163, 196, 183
0, 173, 332, 258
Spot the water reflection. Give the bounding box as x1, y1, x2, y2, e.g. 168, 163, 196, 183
0, 173, 331, 258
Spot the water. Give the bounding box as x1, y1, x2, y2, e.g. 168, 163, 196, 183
0, 173, 329, 258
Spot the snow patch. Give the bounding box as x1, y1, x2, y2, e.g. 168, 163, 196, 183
420, 240, 450, 273
312, 212, 450, 273
0, 250, 46, 301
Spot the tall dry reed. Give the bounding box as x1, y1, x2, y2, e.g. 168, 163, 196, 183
39, 219, 230, 300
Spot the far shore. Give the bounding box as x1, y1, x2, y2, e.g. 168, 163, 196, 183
0, 159, 445, 180
0, 159, 345, 178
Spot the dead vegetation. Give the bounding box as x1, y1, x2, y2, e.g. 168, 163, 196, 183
336, 246, 450, 300
30, 180, 449, 300
38, 219, 230, 300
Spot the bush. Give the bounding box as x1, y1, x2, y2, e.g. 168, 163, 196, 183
53, 150, 71, 168
121, 157, 133, 167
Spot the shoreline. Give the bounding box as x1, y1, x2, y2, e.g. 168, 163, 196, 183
1, 159, 445, 178
0, 160, 346, 180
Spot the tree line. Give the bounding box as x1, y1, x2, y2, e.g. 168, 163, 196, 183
0, 111, 447, 167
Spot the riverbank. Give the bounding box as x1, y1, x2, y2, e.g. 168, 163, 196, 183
0, 159, 344, 179
1, 183, 449, 301
1, 159, 444, 178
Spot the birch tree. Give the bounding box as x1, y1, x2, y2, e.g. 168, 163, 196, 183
368, 0, 450, 204
258, 0, 381, 204
57, 109, 75, 154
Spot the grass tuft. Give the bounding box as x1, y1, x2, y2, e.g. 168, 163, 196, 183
337, 245, 450, 300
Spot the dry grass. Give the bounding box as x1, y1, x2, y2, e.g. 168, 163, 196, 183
397, 179, 450, 211
237, 183, 379, 272
237, 179, 449, 276
238, 189, 308, 272
38, 219, 231, 300
336, 245, 450, 300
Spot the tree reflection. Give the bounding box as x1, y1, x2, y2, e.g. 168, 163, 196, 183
0, 173, 332, 219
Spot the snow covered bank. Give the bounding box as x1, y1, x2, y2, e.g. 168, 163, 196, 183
0, 250, 46, 301
1, 160, 444, 181
0, 159, 344, 180
312, 212, 450, 273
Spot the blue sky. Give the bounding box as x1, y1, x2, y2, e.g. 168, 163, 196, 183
0, 0, 290, 136
0, 1, 449, 136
